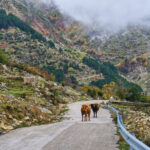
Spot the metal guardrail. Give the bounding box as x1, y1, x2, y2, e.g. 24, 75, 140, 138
107, 105, 150, 150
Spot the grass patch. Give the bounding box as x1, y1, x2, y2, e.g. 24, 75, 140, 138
114, 105, 129, 108
7, 88, 33, 95
109, 110, 129, 150
118, 136, 129, 150
60, 104, 69, 114
15, 122, 29, 129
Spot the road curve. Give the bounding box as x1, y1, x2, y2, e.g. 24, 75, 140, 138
0, 100, 119, 150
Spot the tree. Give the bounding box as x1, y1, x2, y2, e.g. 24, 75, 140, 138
0, 9, 8, 29
116, 87, 127, 100
54, 69, 64, 82
59, 48, 63, 53
82, 57, 100, 71
63, 64, 68, 74
102, 82, 117, 99
82, 85, 102, 98
126, 87, 141, 102
48, 40, 55, 48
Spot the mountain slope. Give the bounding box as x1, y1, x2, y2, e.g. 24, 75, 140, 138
100, 27, 150, 93
0, 62, 90, 134
85, 25, 150, 93
0, 0, 146, 94
0, 26, 96, 83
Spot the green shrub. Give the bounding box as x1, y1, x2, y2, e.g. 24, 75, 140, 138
59, 48, 63, 53
68, 67, 75, 72
116, 86, 148, 102
48, 40, 55, 48
126, 87, 141, 102
0, 50, 8, 64
43, 65, 64, 82
83, 57, 100, 71
70, 76, 78, 84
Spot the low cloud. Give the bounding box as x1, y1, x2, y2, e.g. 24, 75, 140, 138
51, 0, 150, 31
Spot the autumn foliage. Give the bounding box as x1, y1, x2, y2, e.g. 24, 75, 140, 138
102, 82, 118, 99
26, 66, 55, 81
82, 85, 102, 98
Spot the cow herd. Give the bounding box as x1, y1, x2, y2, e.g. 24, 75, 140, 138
81, 103, 100, 121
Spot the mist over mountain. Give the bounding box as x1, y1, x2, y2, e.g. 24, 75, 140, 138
0, 0, 150, 143
48, 0, 150, 32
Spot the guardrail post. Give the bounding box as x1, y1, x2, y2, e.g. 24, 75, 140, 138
129, 146, 133, 150
131, 133, 135, 137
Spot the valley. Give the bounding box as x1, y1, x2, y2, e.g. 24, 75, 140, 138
0, 0, 150, 149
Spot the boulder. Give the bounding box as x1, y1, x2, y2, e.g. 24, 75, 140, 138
0, 122, 13, 131
24, 77, 36, 86
39, 107, 52, 114
24, 116, 30, 121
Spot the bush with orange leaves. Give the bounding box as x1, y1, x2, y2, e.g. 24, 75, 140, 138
26, 66, 55, 81
102, 82, 118, 100
82, 85, 102, 98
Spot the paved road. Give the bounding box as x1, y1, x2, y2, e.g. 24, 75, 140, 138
0, 100, 119, 150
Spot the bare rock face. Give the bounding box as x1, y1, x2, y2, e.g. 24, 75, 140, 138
39, 107, 53, 115
24, 76, 36, 86
2, 64, 8, 71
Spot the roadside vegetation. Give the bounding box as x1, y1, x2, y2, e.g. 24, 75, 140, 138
110, 109, 129, 150
111, 103, 150, 147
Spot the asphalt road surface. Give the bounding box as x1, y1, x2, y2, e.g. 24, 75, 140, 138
0, 100, 119, 150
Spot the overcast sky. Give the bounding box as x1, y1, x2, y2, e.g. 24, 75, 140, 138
42, 0, 150, 31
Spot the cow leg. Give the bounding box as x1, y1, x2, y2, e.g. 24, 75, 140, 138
85, 114, 87, 121
96, 112, 97, 118
82, 114, 83, 121
88, 113, 90, 121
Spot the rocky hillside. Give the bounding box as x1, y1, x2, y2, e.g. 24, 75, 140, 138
0, 0, 93, 51
117, 56, 150, 94
0, 27, 98, 84
0, 3, 101, 85
91, 26, 150, 94
0, 63, 90, 134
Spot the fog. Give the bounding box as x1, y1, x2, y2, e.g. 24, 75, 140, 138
42, 0, 150, 31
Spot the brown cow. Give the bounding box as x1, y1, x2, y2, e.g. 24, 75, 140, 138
81, 104, 91, 121
91, 103, 100, 118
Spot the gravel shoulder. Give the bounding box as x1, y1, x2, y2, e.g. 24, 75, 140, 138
0, 100, 119, 150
